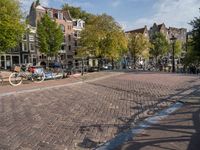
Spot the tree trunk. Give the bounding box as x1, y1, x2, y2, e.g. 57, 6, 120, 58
155, 56, 158, 70
133, 54, 136, 69
98, 56, 102, 71
111, 58, 114, 70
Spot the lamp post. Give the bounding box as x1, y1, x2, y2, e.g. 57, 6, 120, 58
170, 35, 177, 73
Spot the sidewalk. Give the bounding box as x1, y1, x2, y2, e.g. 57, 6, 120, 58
116, 89, 200, 150
0, 71, 123, 95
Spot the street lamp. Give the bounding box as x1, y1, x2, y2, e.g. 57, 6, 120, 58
170, 35, 177, 73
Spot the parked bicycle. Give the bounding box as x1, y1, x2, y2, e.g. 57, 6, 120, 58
45, 64, 64, 80
9, 65, 45, 86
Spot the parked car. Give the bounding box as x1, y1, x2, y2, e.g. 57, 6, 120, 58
88, 67, 99, 72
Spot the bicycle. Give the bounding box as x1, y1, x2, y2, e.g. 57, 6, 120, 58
51, 67, 64, 79
9, 65, 45, 86
45, 66, 64, 80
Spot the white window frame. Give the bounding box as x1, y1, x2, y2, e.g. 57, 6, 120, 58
29, 34, 34, 41
22, 43, 28, 52
29, 43, 35, 52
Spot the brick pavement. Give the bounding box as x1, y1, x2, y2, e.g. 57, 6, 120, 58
116, 89, 200, 150
0, 72, 199, 150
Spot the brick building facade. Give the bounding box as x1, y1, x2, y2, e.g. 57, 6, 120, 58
125, 23, 187, 70
27, 2, 76, 68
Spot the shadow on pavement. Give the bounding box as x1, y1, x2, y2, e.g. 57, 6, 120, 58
116, 103, 200, 150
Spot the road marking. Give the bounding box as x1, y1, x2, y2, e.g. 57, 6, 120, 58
95, 102, 184, 150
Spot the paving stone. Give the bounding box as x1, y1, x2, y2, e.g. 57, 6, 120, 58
0, 72, 199, 149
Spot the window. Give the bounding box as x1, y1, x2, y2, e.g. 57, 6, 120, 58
6, 56, 11, 69
60, 55, 65, 60
1, 56, 5, 69
58, 12, 63, 20
23, 34, 27, 41
68, 25, 72, 30
74, 32, 78, 37
29, 35, 34, 41
32, 55, 37, 65
29, 43, 35, 51
68, 45, 71, 51
68, 35, 71, 41
54, 13, 58, 19
61, 45, 65, 50
23, 55, 29, 64
60, 24, 65, 32
67, 55, 73, 59
22, 43, 28, 51
11, 47, 19, 52
78, 22, 82, 27
75, 41, 78, 46
12, 56, 19, 66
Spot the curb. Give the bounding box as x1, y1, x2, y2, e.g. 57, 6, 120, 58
0, 72, 123, 97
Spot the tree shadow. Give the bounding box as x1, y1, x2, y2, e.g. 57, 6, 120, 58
77, 77, 200, 149
187, 105, 200, 150
116, 103, 200, 150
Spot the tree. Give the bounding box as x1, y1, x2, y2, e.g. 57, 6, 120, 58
150, 32, 169, 66
36, 0, 40, 6
78, 14, 127, 69
62, 4, 93, 23
189, 8, 200, 63
0, 0, 24, 53
174, 40, 182, 57
128, 33, 150, 68
37, 14, 63, 62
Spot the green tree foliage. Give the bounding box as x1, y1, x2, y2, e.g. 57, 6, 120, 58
37, 14, 63, 58
128, 33, 150, 67
183, 36, 200, 67
78, 14, 127, 64
189, 9, 200, 63
150, 32, 169, 64
0, 0, 24, 53
183, 48, 199, 67
174, 40, 182, 57
62, 4, 93, 23
36, 0, 40, 6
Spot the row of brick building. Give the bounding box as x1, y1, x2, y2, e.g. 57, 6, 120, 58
125, 23, 187, 69
0, 1, 188, 70
0, 1, 85, 70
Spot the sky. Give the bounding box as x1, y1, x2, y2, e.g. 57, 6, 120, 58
20, 0, 200, 31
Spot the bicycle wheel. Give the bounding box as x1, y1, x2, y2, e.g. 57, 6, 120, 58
32, 72, 45, 83
9, 72, 22, 86
55, 69, 64, 79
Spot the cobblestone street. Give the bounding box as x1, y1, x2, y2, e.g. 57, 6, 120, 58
0, 72, 199, 150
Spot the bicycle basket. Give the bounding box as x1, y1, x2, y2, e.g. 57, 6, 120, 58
14, 66, 21, 72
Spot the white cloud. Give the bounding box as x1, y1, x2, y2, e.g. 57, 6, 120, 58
111, 0, 121, 7
130, 0, 200, 31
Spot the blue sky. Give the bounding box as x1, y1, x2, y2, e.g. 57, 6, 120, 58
20, 0, 200, 31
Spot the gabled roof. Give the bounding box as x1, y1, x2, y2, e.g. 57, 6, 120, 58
125, 26, 147, 34
157, 23, 165, 30
36, 5, 45, 11
42, 6, 73, 21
